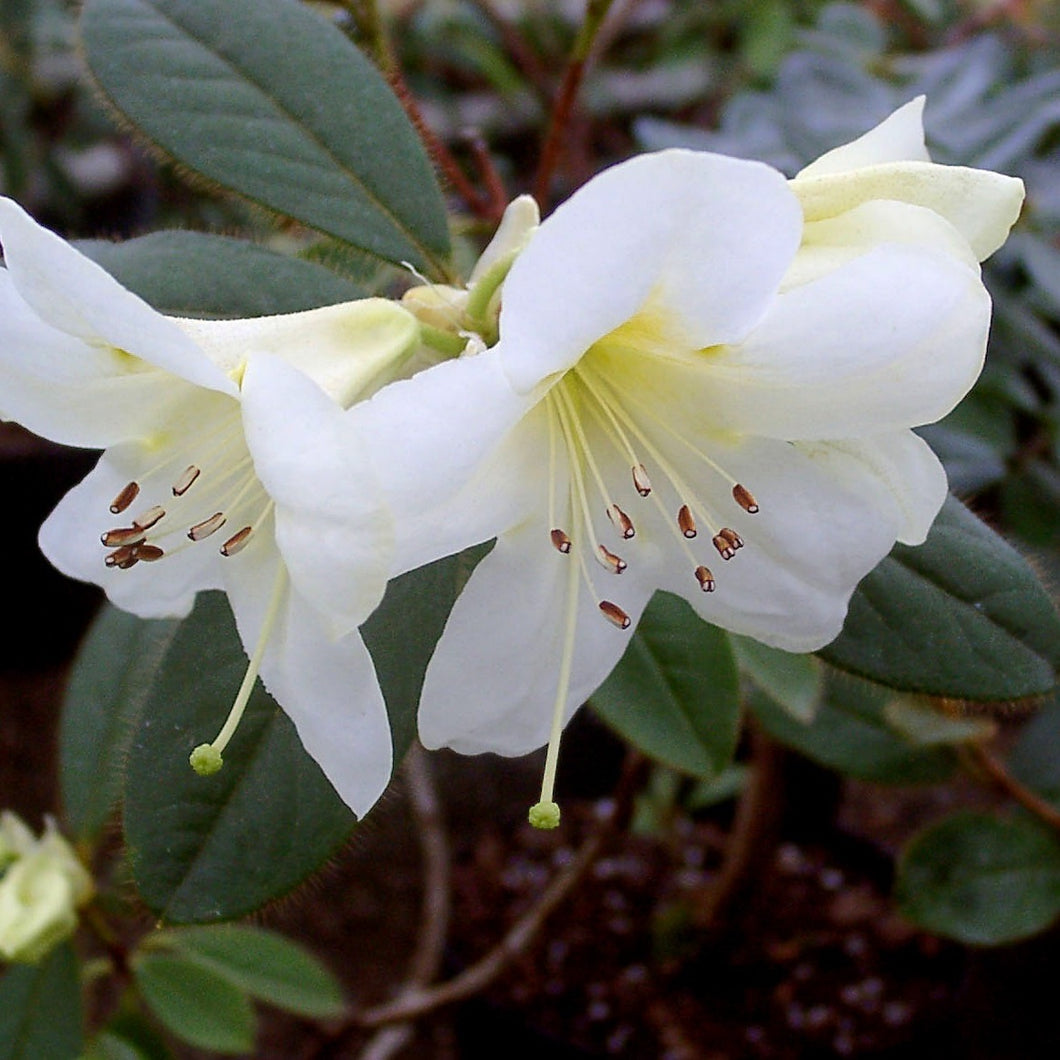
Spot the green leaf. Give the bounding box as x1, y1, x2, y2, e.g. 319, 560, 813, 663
592, 592, 741, 779
896, 811, 1060, 945
77, 232, 367, 318
81, 0, 451, 273
882, 696, 996, 747
821, 496, 1060, 700
751, 677, 956, 784
82, 1031, 153, 1060
0, 945, 83, 1060
132, 953, 254, 1054
1008, 700, 1060, 808
61, 605, 180, 841
730, 634, 822, 723
123, 592, 355, 923
151, 925, 345, 1019
363, 545, 490, 761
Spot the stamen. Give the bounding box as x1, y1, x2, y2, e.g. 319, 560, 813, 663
606, 504, 635, 539
599, 600, 631, 629
677, 504, 697, 539
105, 545, 139, 569
733, 483, 759, 514
188, 513, 226, 541
220, 527, 253, 557
720, 527, 743, 550
551, 529, 572, 554
132, 505, 165, 531
632, 463, 652, 496
109, 482, 140, 514
695, 566, 716, 592
596, 545, 627, 574
136, 545, 165, 562
172, 465, 201, 496
713, 532, 739, 560
101, 527, 145, 548
190, 564, 288, 776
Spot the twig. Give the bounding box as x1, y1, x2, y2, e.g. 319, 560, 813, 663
357, 751, 645, 1028
962, 741, 1060, 832
465, 130, 509, 221
532, 0, 620, 207
693, 719, 785, 929
473, 0, 552, 102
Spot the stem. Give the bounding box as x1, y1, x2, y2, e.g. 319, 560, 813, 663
962, 741, 1060, 831
532, 0, 619, 207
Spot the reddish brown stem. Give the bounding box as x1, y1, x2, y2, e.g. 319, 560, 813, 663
963, 741, 1060, 831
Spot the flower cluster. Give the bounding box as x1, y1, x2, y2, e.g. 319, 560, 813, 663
0, 99, 1023, 823
0, 813, 93, 963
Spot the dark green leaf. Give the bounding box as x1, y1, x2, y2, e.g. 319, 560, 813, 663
751, 677, 956, 784
153, 925, 345, 1018
730, 634, 822, 722
61, 605, 180, 841
123, 593, 354, 923
0, 945, 83, 1060
821, 496, 1060, 700
132, 953, 254, 1054
896, 811, 1060, 945
1008, 700, 1060, 808
593, 592, 741, 779
78, 232, 367, 318
81, 0, 451, 273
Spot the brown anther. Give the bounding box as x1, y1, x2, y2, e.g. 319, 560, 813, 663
100, 527, 146, 548
551, 529, 572, 554
719, 527, 743, 550
599, 601, 631, 629
733, 483, 759, 514
188, 513, 226, 541
132, 505, 166, 531
135, 544, 165, 562
606, 504, 635, 539
104, 545, 138, 569
597, 545, 627, 574
109, 482, 140, 514
677, 504, 697, 539
712, 534, 736, 561
631, 464, 652, 497
172, 465, 201, 496
221, 526, 253, 556
695, 566, 716, 592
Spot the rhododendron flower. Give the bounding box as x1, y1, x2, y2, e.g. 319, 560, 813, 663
357, 99, 1023, 825
0, 199, 420, 816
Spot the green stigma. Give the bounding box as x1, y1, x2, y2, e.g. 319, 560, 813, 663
189, 743, 223, 776
528, 801, 561, 830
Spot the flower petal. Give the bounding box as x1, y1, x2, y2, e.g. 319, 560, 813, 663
38, 450, 223, 619
0, 198, 233, 394
796, 97, 930, 177
611, 243, 990, 440
354, 351, 538, 574
223, 551, 393, 819
467, 194, 540, 286
173, 298, 418, 407
496, 150, 801, 393
793, 161, 1024, 262
417, 517, 652, 756
239, 354, 392, 635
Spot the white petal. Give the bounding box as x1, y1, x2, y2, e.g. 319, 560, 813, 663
793, 161, 1024, 262
0, 270, 203, 448
354, 351, 538, 574
619, 243, 990, 440
417, 518, 652, 756
38, 452, 222, 619
0, 199, 233, 394
783, 199, 980, 290
174, 298, 418, 407
223, 552, 393, 818
796, 97, 930, 178
496, 150, 801, 393
467, 194, 540, 285
239, 354, 392, 634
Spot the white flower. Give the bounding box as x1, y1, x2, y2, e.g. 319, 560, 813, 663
0, 199, 421, 817
0, 815, 93, 964
355, 100, 1023, 824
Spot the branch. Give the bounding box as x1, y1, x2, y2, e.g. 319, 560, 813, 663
963, 741, 1060, 832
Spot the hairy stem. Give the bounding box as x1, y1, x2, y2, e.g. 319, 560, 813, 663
962, 741, 1060, 831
